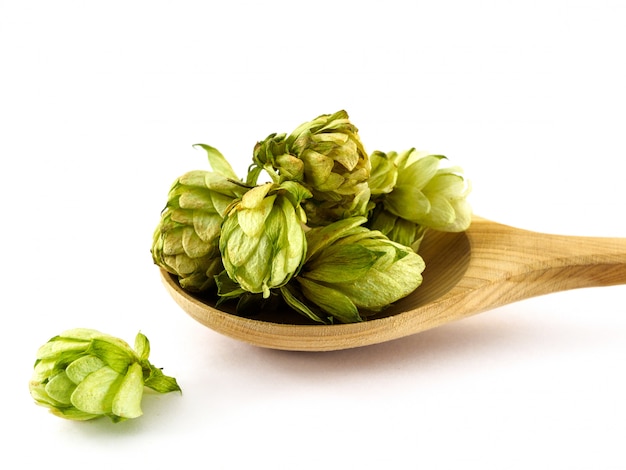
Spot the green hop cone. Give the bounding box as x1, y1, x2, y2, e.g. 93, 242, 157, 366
29, 329, 181, 423
152, 144, 248, 292
368, 149, 472, 249
219, 180, 311, 299
251, 110, 371, 227
282, 217, 425, 324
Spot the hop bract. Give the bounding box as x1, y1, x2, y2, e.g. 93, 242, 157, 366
29, 329, 181, 422
219, 181, 311, 298
286, 217, 425, 323
152, 145, 247, 291
251, 110, 371, 227
367, 205, 428, 251
368, 150, 398, 196
368, 149, 471, 249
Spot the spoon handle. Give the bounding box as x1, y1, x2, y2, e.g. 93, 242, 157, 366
467, 217, 626, 300
404, 218, 626, 342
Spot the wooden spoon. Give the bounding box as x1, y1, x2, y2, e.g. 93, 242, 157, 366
160, 216, 626, 351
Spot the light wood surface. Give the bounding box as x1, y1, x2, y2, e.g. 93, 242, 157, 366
160, 216, 626, 351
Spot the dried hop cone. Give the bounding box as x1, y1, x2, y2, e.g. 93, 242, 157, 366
219, 181, 311, 298
152, 145, 248, 292
282, 217, 425, 324
251, 110, 371, 227
29, 329, 180, 422
368, 149, 472, 250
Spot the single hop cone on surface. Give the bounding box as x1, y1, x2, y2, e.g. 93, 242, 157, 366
29, 329, 181, 422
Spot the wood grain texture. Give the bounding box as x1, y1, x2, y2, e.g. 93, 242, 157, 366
160, 217, 626, 351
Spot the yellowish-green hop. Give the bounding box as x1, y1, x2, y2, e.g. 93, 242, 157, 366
250, 110, 371, 227
368, 149, 471, 249
29, 329, 180, 423
281, 217, 425, 324
152, 144, 248, 292
219, 181, 311, 299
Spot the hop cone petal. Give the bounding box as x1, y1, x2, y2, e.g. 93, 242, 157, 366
367, 205, 427, 251
368, 150, 398, 196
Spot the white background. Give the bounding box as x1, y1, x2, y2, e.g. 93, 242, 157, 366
2, 1, 625, 468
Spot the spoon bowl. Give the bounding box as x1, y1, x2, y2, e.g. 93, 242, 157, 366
160, 217, 626, 351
